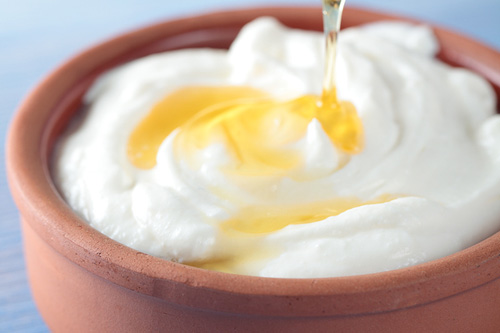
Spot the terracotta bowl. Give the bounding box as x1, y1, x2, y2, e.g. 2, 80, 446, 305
7, 6, 500, 332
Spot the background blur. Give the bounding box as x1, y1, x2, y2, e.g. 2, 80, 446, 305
1, 0, 499, 331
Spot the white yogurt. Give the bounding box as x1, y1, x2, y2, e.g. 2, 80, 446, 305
53, 18, 500, 278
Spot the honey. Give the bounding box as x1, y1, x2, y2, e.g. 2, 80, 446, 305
175, 87, 362, 176
125, 0, 369, 273
189, 194, 396, 274
127, 86, 266, 169
220, 195, 397, 235
127, 85, 362, 173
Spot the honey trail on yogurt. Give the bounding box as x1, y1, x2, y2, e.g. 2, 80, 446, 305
126, 1, 379, 274
220, 194, 397, 235
127, 86, 267, 169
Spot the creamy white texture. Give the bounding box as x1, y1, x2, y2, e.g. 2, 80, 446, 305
53, 18, 500, 278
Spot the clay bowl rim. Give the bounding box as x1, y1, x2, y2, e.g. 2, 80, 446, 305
6, 6, 500, 315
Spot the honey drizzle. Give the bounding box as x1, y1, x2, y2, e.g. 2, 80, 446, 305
125, 2, 375, 274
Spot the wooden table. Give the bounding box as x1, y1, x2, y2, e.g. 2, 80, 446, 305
1, 0, 499, 331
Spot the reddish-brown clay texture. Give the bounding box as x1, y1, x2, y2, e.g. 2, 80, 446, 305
6, 7, 500, 332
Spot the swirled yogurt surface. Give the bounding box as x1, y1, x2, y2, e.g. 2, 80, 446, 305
53, 18, 500, 278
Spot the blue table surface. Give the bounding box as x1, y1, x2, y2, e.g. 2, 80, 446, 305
1, 0, 499, 331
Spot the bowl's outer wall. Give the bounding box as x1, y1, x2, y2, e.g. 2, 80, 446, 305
7, 6, 500, 332
23, 219, 500, 332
